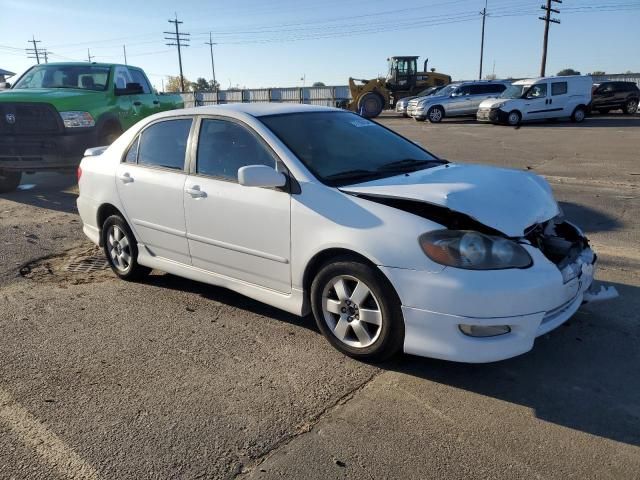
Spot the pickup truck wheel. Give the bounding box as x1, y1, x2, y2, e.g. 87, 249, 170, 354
0, 170, 21, 193
622, 99, 638, 114
102, 215, 151, 281
99, 124, 123, 146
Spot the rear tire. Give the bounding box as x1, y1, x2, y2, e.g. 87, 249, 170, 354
571, 106, 586, 123
310, 258, 404, 362
101, 215, 151, 281
357, 93, 384, 118
427, 106, 444, 123
0, 170, 21, 193
622, 99, 638, 114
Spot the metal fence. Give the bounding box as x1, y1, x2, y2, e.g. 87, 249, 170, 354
179, 86, 351, 108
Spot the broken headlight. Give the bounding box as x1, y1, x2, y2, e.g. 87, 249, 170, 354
419, 230, 532, 270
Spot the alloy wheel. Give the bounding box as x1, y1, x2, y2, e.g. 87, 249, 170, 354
321, 275, 383, 348
107, 225, 132, 273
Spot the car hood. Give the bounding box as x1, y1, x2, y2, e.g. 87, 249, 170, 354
479, 98, 509, 109
0, 88, 105, 103
339, 163, 559, 237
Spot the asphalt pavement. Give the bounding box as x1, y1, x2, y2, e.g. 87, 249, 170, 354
0, 114, 638, 479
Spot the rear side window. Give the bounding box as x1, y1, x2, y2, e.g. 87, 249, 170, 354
196, 119, 276, 181
124, 137, 139, 163
551, 82, 568, 96
472, 84, 506, 94
138, 119, 192, 170
129, 69, 152, 94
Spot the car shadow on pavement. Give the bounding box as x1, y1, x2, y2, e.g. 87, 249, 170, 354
558, 201, 622, 233
0, 172, 78, 214
522, 116, 640, 128
387, 279, 640, 447
144, 273, 318, 333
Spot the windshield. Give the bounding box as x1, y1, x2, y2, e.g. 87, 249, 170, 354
430, 84, 457, 97
14, 65, 110, 91
500, 84, 529, 99
260, 111, 442, 186
419, 86, 442, 97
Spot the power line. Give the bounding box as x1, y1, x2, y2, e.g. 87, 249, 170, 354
164, 14, 190, 92
539, 0, 561, 76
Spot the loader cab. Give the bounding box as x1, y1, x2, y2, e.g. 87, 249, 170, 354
387, 56, 418, 92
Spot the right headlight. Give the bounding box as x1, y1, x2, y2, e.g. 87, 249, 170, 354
419, 230, 532, 270
491, 101, 507, 109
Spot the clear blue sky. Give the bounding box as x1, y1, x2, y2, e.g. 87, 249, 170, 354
1, 0, 639, 91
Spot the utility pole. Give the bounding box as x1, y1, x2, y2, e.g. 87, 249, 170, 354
539, 0, 561, 77
26, 35, 42, 64
123, 45, 128, 65
42, 50, 49, 63
164, 14, 190, 92
479, 0, 488, 80
87, 49, 94, 62
205, 32, 217, 90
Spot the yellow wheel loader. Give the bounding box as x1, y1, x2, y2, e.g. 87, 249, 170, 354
347, 57, 452, 118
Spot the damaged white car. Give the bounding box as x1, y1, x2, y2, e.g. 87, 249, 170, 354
76, 104, 617, 363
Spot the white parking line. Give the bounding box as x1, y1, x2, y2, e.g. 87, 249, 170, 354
0, 388, 99, 480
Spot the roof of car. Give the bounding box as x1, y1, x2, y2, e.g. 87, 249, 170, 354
165, 103, 342, 118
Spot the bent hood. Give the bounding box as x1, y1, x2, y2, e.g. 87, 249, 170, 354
479, 98, 506, 109
339, 163, 559, 237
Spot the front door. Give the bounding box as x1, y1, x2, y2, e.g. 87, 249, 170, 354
184, 117, 292, 293
447, 85, 473, 115
115, 117, 193, 264
522, 83, 550, 120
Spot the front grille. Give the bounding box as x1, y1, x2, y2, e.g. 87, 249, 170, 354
0, 102, 62, 135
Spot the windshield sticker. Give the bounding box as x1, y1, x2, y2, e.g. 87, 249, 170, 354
350, 119, 375, 127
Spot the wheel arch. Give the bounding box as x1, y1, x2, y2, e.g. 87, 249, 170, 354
301, 247, 401, 312
95, 113, 123, 136
96, 203, 127, 247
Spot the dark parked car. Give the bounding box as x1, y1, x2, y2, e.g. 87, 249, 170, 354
591, 81, 639, 114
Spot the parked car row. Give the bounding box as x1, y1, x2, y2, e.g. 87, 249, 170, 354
396, 76, 639, 126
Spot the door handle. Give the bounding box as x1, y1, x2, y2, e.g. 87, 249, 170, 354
185, 185, 207, 198
118, 173, 133, 184
133, 101, 142, 106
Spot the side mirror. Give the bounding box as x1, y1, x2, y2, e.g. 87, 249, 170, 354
238, 165, 287, 188
0, 82, 11, 89
115, 82, 144, 96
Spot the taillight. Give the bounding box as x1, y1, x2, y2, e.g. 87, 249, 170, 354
77, 166, 82, 182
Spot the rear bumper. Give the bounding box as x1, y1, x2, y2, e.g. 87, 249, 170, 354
0, 128, 99, 171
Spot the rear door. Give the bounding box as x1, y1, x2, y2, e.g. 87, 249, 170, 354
183, 117, 292, 293
115, 117, 193, 265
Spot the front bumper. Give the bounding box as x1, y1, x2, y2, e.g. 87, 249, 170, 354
0, 128, 99, 171
407, 105, 425, 118
381, 244, 612, 363
477, 107, 508, 124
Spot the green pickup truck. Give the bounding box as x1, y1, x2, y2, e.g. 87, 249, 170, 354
0, 62, 183, 192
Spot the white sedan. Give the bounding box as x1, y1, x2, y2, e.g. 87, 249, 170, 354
77, 104, 616, 363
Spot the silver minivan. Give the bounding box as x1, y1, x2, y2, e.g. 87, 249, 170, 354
408, 81, 511, 123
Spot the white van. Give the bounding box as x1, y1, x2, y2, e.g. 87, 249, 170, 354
477, 75, 592, 125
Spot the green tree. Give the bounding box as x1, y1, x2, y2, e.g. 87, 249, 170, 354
193, 77, 220, 92
591, 71, 606, 75
557, 68, 581, 76
312, 81, 326, 87
165, 75, 192, 92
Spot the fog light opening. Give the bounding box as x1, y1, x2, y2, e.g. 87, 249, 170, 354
459, 324, 511, 338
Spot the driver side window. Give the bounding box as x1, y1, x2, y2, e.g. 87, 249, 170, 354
196, 119, 277, 182
527, 84, 547, 98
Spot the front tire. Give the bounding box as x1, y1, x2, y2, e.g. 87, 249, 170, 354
507, 110, 522, 126
310, 258, 404, 362
101, 215, 151, 281
427, 106, 444, 123
571, 106, 586, 123
0, 170, 21, 193
622, 99, 638, 114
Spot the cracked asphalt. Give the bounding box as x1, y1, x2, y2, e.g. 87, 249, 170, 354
1, 114, 639, 479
